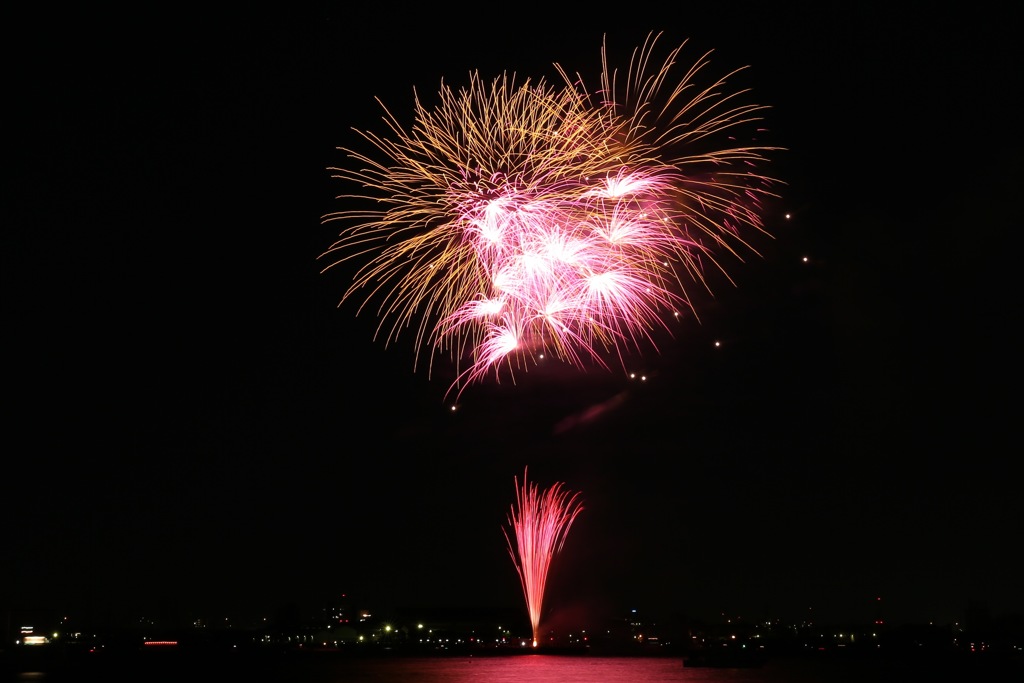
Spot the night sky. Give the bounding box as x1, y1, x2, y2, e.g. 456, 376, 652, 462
5, 4, 1020, 633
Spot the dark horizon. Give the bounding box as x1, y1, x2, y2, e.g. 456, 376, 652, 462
6, 593, 1020, 644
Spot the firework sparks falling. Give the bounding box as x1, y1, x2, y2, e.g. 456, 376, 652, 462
504, 469, 583, 647
321, 32, 781, 395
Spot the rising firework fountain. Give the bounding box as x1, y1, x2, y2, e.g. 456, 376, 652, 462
504, 468, 583, 647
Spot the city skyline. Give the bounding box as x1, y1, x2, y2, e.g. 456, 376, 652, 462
7, 589, 1015, 649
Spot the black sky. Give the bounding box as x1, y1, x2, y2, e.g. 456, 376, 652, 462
5, 4, 1021, 632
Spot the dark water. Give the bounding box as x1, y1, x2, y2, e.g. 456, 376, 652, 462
281, 654, 1021, 683
7, 651, 1022, 683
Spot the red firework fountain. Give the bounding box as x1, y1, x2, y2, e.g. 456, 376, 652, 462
504, 468, 584, 647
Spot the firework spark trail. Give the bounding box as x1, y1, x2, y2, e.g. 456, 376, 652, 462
321, 32, 781, 396
504, 469, 583, 647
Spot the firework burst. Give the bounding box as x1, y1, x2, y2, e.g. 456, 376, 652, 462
504, 468, 583, 647
321, 32, 780, 396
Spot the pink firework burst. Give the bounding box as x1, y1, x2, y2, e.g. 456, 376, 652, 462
321, 32, 781, 396
504, 468, 584, 647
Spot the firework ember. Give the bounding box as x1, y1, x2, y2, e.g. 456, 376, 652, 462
504, 469, 583, 647
322, 32, 780, 395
